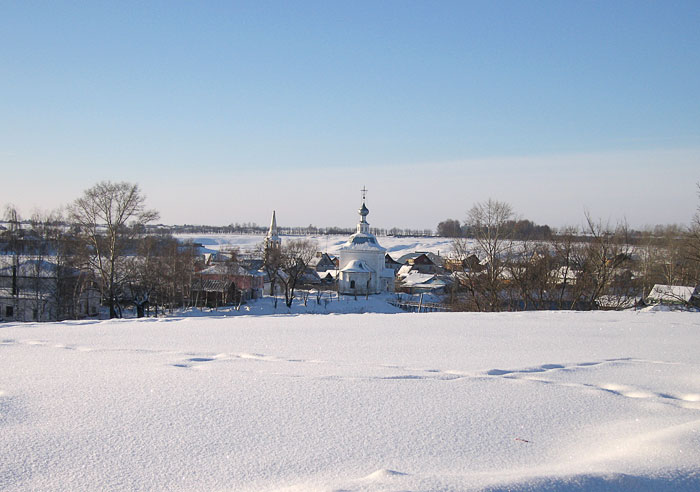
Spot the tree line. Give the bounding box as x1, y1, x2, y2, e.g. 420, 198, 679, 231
150, 223, 435, 238
443, 192, 700, 312
1, 182, 195, 320
1, 181, 326, 320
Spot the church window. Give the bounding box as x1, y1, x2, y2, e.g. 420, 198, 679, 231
350, 280, 356, 289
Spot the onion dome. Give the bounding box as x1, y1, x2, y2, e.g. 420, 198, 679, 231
359, 202, 369, 218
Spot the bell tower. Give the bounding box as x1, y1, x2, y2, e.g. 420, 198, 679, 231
264, 210, 281, 251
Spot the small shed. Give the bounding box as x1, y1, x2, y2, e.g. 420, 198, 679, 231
646, 285, 699, 306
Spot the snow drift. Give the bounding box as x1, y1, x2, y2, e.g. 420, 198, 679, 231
1, 311, 699, 491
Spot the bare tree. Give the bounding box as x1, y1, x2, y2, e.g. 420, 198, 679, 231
577, 213, 634, 308
24, 210, 63, 320
449, 237, 486, 311
447, 200, 515, 311
505, 238, 557, 310
550, 226, 582, 309
657, 225, 687, 286
635, 229, 665, 300
278, 238, 317, 308
465, 199, 515, 311
70, 182, 159, 318
157, 238, 195, 313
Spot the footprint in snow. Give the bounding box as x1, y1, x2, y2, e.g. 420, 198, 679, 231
173, 353, 229, 369
363, 469, 408, 480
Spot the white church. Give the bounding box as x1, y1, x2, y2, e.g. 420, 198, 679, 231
337, 189, 395, 295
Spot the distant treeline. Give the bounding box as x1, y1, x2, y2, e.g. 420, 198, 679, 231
437, 218, 552, 240
436, 218, 691, 244
145, 223, 435, 237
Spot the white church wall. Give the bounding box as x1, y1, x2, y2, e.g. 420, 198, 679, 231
338, 249, 385, 295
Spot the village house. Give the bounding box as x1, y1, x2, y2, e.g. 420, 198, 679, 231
0, 258, 100, 321
396, 252, 445, 275
646, 284, 699, 307
191, 262, 263, 307
398, 272, 450, 295
309, 252, 336, 273
444, 254, 484, 273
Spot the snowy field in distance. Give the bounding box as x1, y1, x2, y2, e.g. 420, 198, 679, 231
174, 233, 459, 257
2, 311, 700, 491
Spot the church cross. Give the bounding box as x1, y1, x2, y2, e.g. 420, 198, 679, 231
361, 186, 367, 202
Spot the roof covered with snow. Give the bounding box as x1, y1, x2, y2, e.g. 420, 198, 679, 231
400, 272, 448, 289
339, 232, 386, 252
646, 284, 697, 303
340, 259, 373, 273
0, 259, 63, 278
197, 263, 249, 276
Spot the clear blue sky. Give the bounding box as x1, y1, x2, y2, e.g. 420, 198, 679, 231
2, 1, 699, 229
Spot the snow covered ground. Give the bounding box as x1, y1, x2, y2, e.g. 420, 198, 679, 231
2, 310, 700, 491
175, 294, 406, 317
175, 233, 459, 258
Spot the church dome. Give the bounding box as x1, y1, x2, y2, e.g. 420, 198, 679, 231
359, 203, 369, 217
349, 233, 378, 246
341, 232, 385, 251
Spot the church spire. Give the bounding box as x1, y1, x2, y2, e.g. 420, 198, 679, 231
265, 210, 281, 250
268, 210, 278, 237
357, 186, 370, 234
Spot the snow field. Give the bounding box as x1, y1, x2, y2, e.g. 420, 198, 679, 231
174, 233, 458, 257
1, 311, 699, 491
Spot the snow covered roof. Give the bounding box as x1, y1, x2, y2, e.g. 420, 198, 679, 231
309, 252, 335, 269
400, 272, 448, 288
400, 272, 435, 287
340, 259, 374, 273
646, 284, 697, 304
302, 270, 322, 284
340, 232, 386, 252
0, 259, 61, 278
198, 263, 249, 276
191, 279, 232, 292
259, 268, 289, 282
211, 251, 235, 262
318, 270, 339, 280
